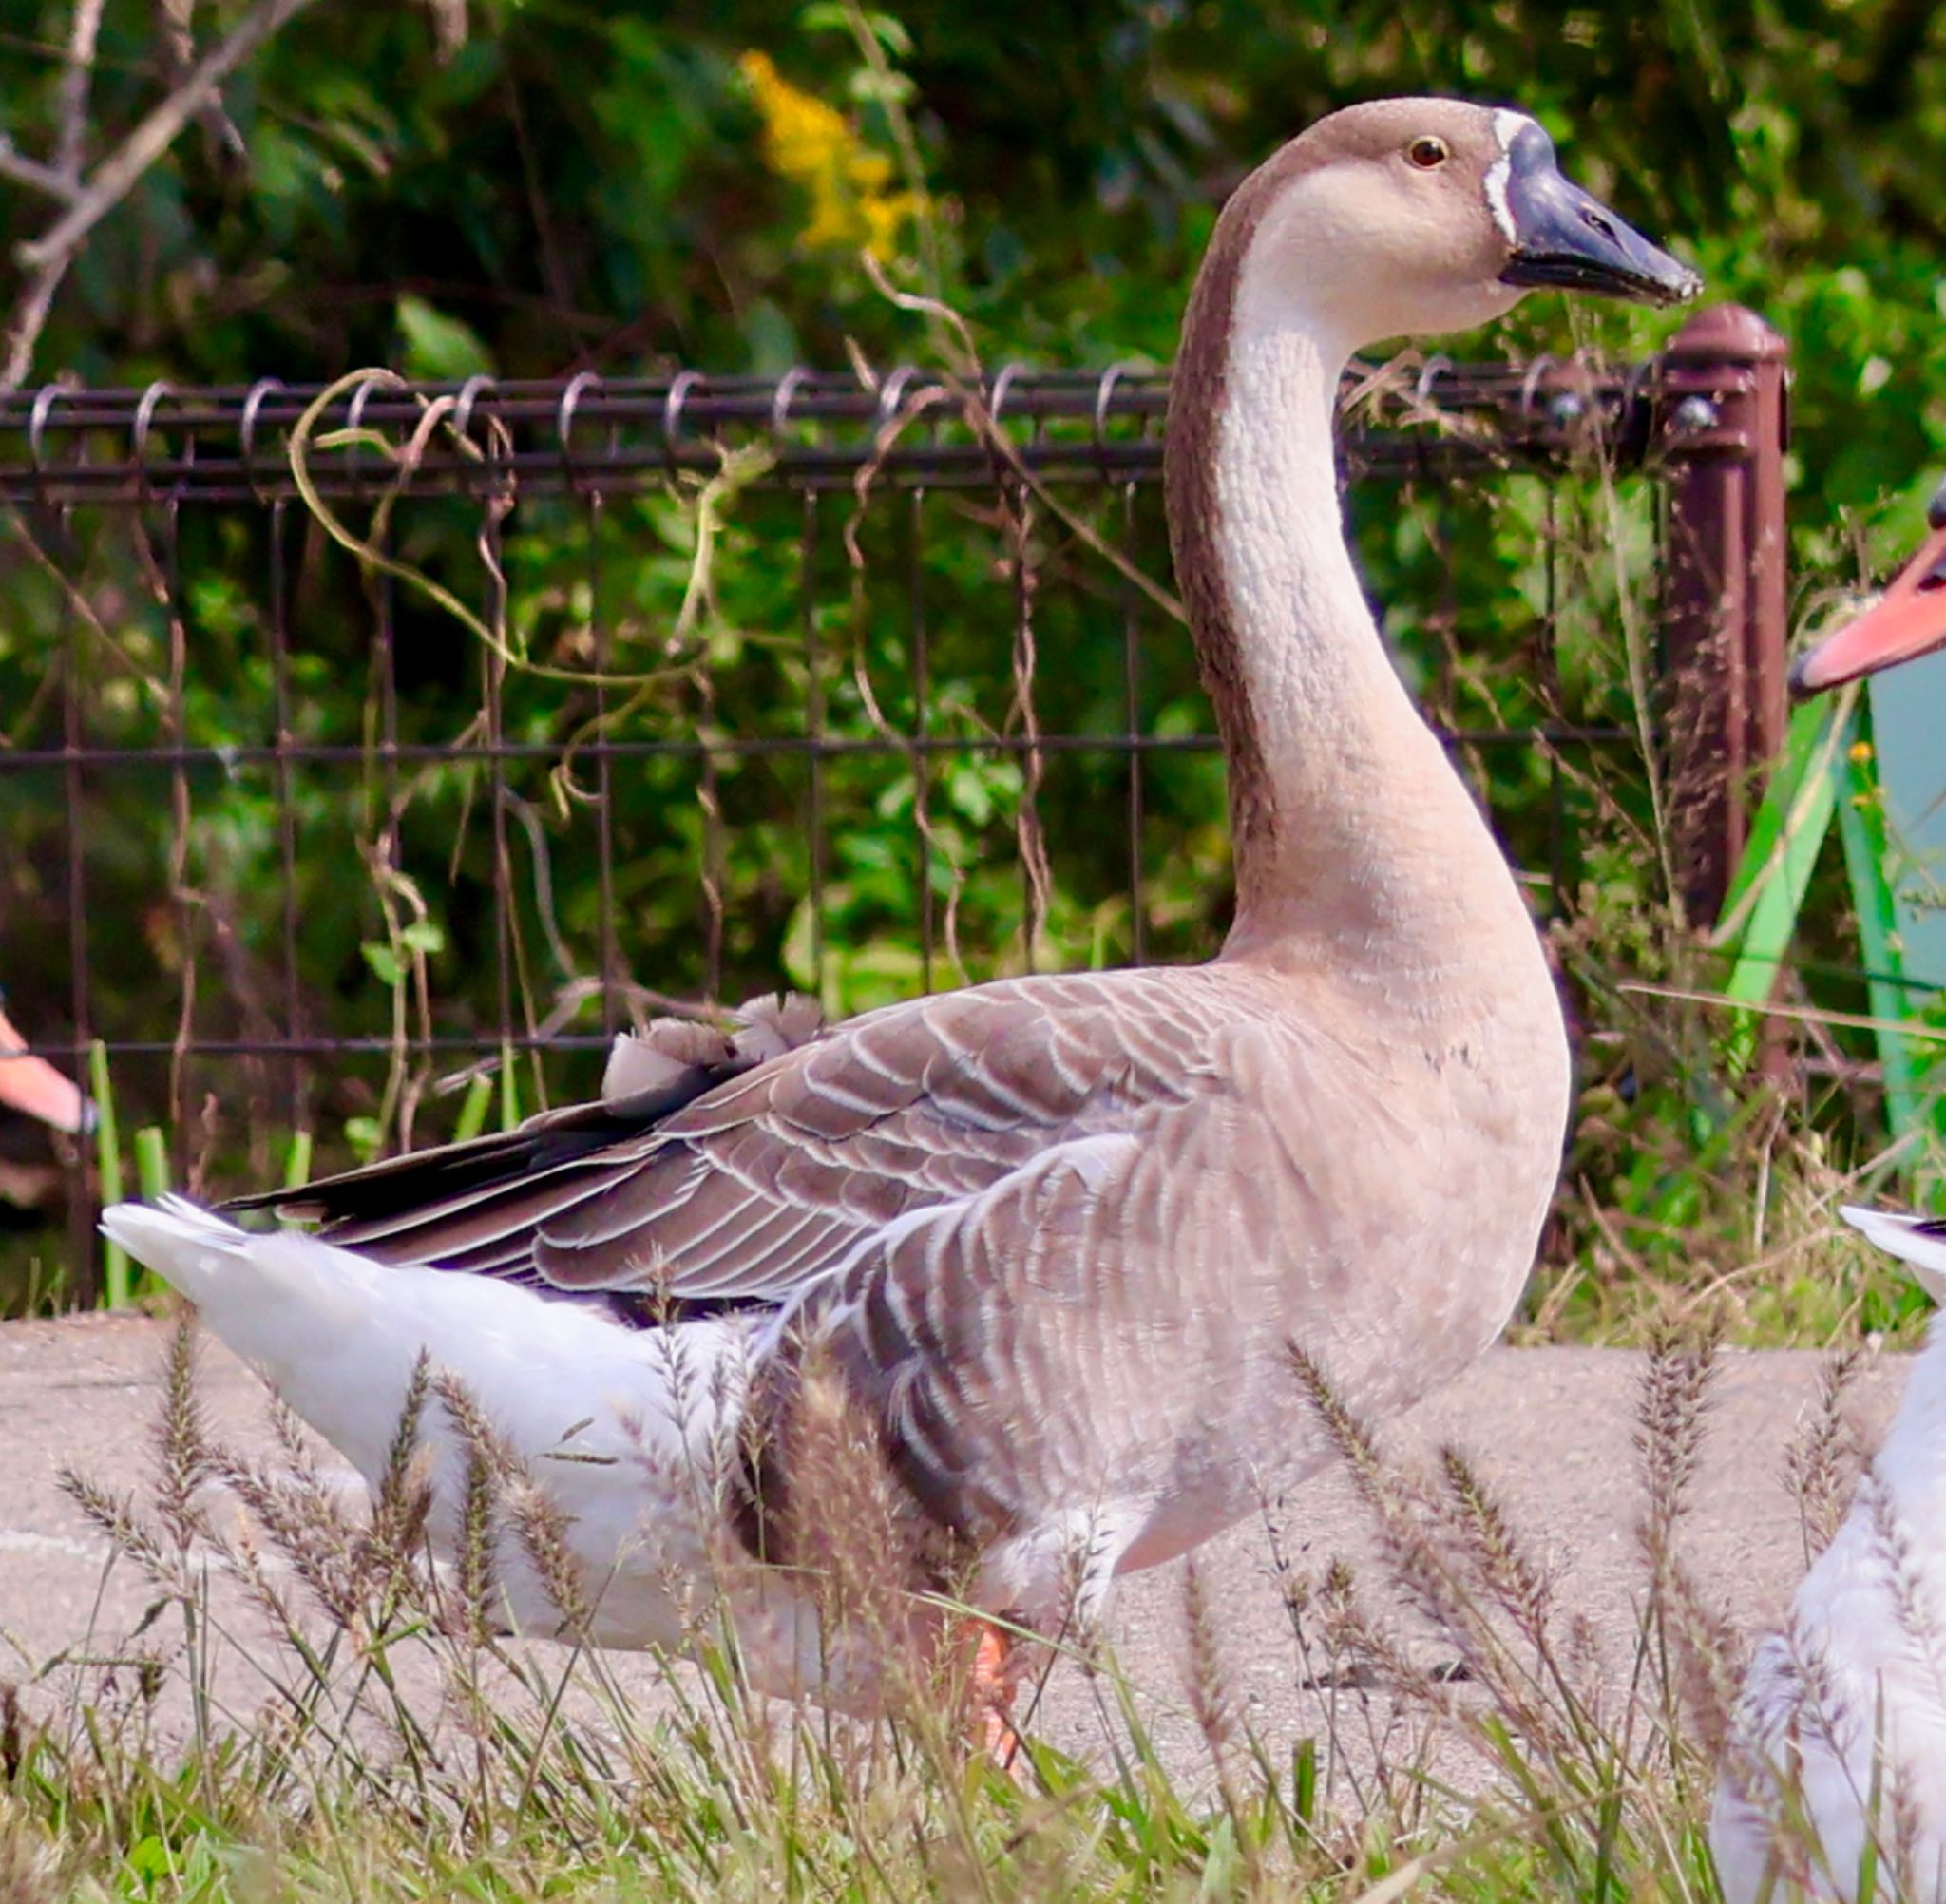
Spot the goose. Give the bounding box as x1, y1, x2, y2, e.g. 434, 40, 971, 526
1713, 1208, 1946, 1903
1790, 474, 1946, 693
1712, 496, 1946, 1898
101, 99, 1699, 1735
0, 994, 89, 1137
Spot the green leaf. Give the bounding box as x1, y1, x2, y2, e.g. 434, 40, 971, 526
1714, 695, 1846, 1073
399, 919, 446, 957
780, 893, 821, 992
90, 1039, 129, 1310
125, 1834, 170, 1882
450, 1072, 494, 1145
394, 294, 493, 382
1714, 694, 1845, 945
1836, 706, 1925, 1143
361, 941, 404, 987
133, 1126, 171, 1202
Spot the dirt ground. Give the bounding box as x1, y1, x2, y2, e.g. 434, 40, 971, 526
0, 1312, 1901, 1786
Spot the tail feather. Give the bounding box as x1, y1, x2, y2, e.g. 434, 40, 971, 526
100, 1195, 253, 1304
1840, 1204, 1946, 1302
100, 1193, 768, 1657
99, 1194, 749, 1496
218, 991, 826, 1281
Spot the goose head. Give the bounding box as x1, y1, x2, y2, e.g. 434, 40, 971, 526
1167, 101, 1696, 943
1790, 475, 1946, 693
1212, 99, 1698, 358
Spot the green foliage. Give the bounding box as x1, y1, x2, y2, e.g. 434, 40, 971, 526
393, 293, 494, 382
2, 2, 1943, 1323
7, 0, 1943, 524
1835, 705, 1946, 1151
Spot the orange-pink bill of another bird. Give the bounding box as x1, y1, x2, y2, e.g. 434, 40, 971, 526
0, 1001, 90, 1134
1792, 476, 1946, 694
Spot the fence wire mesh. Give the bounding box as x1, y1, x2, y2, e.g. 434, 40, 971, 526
0, 353, 1736, 1295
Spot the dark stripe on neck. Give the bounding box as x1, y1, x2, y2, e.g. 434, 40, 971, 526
1164, 146, 1316, 897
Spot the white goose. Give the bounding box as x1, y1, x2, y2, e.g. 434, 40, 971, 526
104, 99, 1698, 1730
1714, 1209, 1946, 1903
1714, 492, 1946, 1899
1789, 473, 1946, 695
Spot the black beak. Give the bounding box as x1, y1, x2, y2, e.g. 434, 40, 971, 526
1497, 123, 1701, 309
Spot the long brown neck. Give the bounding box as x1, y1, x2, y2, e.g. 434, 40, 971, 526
1165, 207, 1540, 981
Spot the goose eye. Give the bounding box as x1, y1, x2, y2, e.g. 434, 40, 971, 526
1407, 136, 1449, 169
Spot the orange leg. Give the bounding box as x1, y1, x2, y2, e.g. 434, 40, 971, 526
968, 1619, 1022, 1770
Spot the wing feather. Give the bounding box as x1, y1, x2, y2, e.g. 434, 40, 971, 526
236, 972, 1234, 1316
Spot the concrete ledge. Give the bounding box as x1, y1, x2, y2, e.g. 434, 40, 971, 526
0, 1314, 1899, 1783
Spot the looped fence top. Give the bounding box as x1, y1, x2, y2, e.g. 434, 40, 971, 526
555, 370, 606, 495
131, 382, 179, 504
660, 371, 702, 474
872, 364, 921, 434
27, 384, 66, 508
239, 378, 289, 503
1518, 354, 1559, 417
342, 377, 382, 489
1091, 361, 1144, 467
0, 355, 1706, 507
768, 366, 808, 442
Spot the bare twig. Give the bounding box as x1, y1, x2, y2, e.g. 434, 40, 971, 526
155, 0, 248, 167
2, 0, 321, 390
20, 0, 317, 274
0, 138, 81, 203
0, 267, 74, 393
54, 0, 106, 182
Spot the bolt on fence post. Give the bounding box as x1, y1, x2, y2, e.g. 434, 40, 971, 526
1654, 304, 1791, 930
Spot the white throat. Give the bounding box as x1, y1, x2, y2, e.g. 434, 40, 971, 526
1211, 294, 1391, 732
1206, 245, 1546, 989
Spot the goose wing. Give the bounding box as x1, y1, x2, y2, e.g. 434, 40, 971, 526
232, 973, 1222, 1313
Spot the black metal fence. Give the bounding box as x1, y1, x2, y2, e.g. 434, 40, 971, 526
0, 310, 1791, 1298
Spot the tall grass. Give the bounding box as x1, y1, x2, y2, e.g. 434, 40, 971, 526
0, 1309, 1832, 1902
1523, 669, 1946, 1347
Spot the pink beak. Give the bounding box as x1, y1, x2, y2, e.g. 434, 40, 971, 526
1793, 490, 1946, 695
0, 1003, 90, 1135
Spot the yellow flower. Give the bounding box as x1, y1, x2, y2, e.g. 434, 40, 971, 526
847, 149, 893, 191
1848, 739, 1875, 766
739, 48, 921, 261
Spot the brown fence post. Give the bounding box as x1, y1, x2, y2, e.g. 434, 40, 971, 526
1655, 303, 1791, 927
